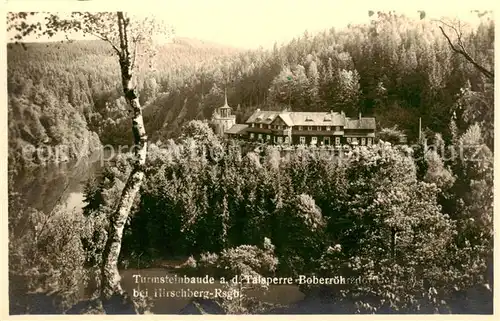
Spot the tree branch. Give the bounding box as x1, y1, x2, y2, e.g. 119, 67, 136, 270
131, 40, 139, 72
91, 31, 121, 55
438, 25, 494, 80
117, 12, 126, 61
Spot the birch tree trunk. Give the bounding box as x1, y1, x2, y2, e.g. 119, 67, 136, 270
100, 12, 148, 302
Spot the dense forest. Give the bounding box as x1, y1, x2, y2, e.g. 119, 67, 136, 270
7, 37, 240, 169
8, 11, 494, 314
8, 12, 494, 170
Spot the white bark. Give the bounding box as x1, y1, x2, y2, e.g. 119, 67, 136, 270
100, 12, 148, 303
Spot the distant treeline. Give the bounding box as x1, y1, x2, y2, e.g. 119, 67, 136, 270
8, 12, 493, 166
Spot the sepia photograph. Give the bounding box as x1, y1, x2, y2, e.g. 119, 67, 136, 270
4, 0, 495, 316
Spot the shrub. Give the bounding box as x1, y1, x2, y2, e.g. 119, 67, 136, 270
9, 203, 90, 313
377, 126, 407, 144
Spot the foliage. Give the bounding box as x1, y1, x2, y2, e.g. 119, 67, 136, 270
8, 176, 96, 312
423, 149, 455, 191
186, 238, 278, 279
273, 193, 326, 276
182, 238, 279, 314
377, 126, 407, 144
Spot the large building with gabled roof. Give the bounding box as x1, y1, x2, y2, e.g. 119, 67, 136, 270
225, 109, 376, 146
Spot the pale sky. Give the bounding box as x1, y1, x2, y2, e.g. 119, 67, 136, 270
5, 0, 496, 49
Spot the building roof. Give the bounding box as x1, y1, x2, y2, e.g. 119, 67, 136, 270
219, 89, 231, 109
245, 110, 279, 124
344, 133, 376, 138
244, 109, 375, 130
245, 110, 345, 126
289, 112, 344, 126
225, 124, 249, 135
277, 113, 294, 126
345, 117, 376, 130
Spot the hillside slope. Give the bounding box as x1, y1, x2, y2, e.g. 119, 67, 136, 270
142, 13, 494, 146
8, 12, 494, 171
7, 38, 241, 170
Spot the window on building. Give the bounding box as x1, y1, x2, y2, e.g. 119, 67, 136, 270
298, 126, 303, 131
308, 126, 313, 131
300, 136, 306, 144
326, 126, 331, 131
277, 125, 282, 130
258, 134, 262, 140
324, 137, 330, 145
259, 123, 262, 128
352, 137, 358, 144
277, 136, 283, 144
347, 137, 351, 143
251, 123, 255, 128
250, 133, 255, 139
266, 135, 271, 141
317, 126, 321, 131
335, 137, 341, 145
311, 137, 317, 145
361, 138, 366, 146
336, 126, 340, 131
367, 138, 372, 145
285, 136, 290, 143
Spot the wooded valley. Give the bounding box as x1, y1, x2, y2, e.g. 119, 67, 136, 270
7, 11, 494, 314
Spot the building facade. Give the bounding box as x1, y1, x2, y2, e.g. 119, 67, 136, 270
225, 109, 376, 146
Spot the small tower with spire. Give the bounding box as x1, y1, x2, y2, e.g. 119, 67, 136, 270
210, 89, 236, 136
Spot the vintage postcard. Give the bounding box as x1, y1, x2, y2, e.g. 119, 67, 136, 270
2, 0, 497, 318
